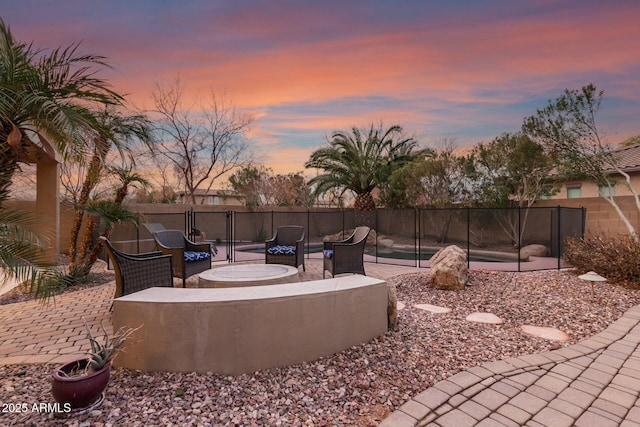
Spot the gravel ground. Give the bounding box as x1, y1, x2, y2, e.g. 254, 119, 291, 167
1, 269, 639, 426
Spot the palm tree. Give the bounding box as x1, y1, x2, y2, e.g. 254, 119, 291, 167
0, 18, 122, 295
305, 124, 430, 212
74, 166, 150, 277
0, 17, 122, 202
68, 109, 153, 274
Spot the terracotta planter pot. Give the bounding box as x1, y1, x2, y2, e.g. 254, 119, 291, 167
51, 359, 111, 409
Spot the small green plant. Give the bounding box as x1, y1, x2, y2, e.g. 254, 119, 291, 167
564, 235, 640, 288
257, 227, 268, 243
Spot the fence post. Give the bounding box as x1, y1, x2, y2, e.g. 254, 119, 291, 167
414, 208, 418, 268
375, 209, 378, 264
557, 205, 562, 270
226, 210, 233, 263
466, 207, 470, 270
418, 209, 422, 268
307, 210, 310, 259
517, 206, 521, 272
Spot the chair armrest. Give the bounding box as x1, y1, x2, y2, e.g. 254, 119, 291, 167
115, 251, 172, 264
204, 240, 219, 255
156, 246, 184, 260
185, 239, 211, 253
153, 240, 172, 250
129, 251, 164, 259
324, 234, 352, 248
332, 242, 357, 250
133, 253, 172, 264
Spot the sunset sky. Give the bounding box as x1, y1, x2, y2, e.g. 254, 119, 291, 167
3, 0, 640, 176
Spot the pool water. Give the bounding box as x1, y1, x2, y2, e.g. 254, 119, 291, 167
236, 243, 523, 263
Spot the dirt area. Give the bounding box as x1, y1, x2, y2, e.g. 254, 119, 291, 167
0, 270, 114, 305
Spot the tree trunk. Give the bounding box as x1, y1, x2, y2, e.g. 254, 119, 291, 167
77, 214, 97, 273
0, 140, 19, 204
354, 192, 376, 228
602, 195, 638, 242
85, 181, 132, 269
68, 153, 101, 269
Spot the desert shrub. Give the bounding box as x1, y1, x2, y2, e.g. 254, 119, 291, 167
564, 235, 640, 288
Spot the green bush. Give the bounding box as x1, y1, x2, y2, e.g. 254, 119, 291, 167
256, 227, 268, 243
564, 235, 640, 288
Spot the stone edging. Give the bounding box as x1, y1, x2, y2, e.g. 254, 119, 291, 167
380, 305, 640, 426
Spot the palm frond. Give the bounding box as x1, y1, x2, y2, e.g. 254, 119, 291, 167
82, 200, 140, 232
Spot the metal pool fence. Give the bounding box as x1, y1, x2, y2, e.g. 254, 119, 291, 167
114, 206, 585, 272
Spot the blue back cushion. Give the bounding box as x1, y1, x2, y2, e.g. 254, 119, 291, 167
184, 251, 211, 262
267, 245, 297, 255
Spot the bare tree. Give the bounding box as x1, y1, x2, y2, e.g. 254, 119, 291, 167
151, 78, 254, 204
523, 83, 640, 241
228, 165, 315, 209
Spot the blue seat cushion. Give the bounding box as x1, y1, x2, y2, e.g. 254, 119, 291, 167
267, 245, 297, 255
184, 251, 211, 262
323, 249, 334, 259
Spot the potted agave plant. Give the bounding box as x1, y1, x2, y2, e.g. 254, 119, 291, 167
51, 320, 139, 410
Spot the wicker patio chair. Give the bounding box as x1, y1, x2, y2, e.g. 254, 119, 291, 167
153, 230, 212, 287
265, 225, 305, 271
322, 226, 371, 278
100, 237, 174, 299
141, 223, 166, 235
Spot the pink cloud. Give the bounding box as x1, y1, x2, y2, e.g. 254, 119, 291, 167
4, 0, 639, 176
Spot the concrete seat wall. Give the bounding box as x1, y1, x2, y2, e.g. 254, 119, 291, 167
112, 275, 387, 375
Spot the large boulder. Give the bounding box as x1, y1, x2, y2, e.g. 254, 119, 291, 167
377, 237, 395, 248
323, 228, 377, 245
519, 244, 549, 260
429, 245, 468, 290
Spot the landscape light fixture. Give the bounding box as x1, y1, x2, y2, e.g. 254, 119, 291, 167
578, 271, 607, 302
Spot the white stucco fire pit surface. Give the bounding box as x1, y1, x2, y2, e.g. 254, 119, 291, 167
198, 263, 299, 288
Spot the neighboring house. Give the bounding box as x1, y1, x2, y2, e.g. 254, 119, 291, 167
549, 144, 640, 200
176, 189, 245, 206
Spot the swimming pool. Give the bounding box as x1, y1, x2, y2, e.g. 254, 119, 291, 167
235, 243, 523, 263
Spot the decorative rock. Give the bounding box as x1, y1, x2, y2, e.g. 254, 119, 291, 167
414, 304, 452, 314
378, 238, 395, 248
387, 283, 398, 330
519, 244, 549, 260
366, 229, 377, 246
323, 228, 377, 246
429, 245, 468, 290
465, 312, 504, 324
521, 325, 570, 341
396, 301, 405, 310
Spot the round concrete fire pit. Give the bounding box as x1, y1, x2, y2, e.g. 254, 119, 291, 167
198, 264, 299, 288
